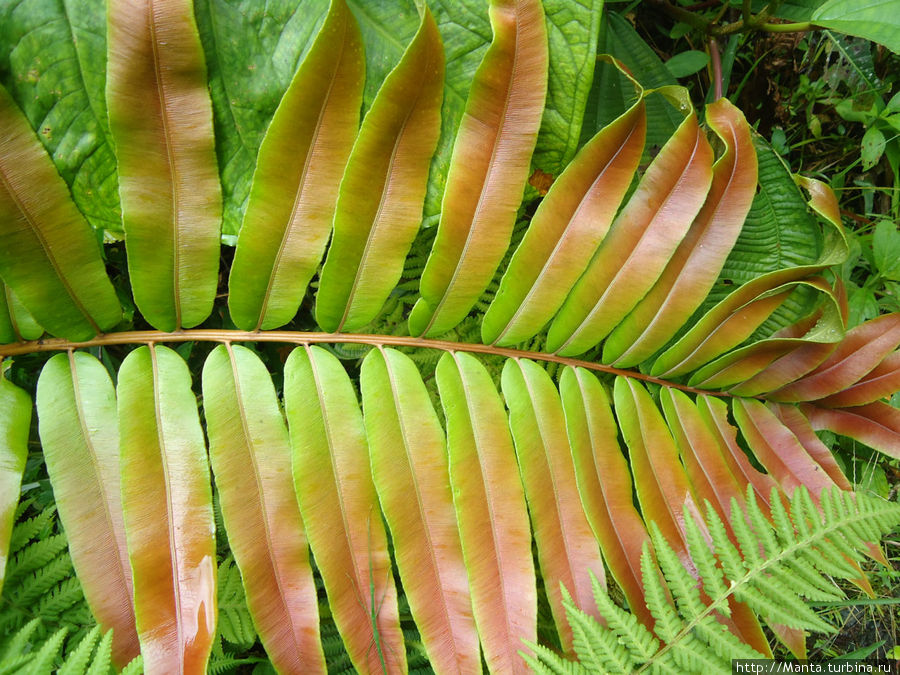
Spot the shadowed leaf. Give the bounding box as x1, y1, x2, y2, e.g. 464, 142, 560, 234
0, 85, 120, 341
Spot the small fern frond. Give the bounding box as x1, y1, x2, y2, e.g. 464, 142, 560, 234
82, 629, 113, 675
216, 555, 257, 649
56, 624, 101, 675
528, 486, 900, 672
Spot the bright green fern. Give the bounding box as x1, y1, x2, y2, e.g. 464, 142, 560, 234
523, 486, 900, 674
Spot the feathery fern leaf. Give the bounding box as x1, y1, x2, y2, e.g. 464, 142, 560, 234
528, 487, 900, 673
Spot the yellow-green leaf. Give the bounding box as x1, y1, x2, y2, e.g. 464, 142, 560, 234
107, 0, 222, 331
202, 345, 325, 673
0, 85, 120, 341
118, 345, 217, 673
228, 0, 364, 331
37, 352, 140, 668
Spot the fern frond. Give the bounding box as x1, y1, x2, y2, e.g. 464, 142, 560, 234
56, 625, 101, 675
82, 629, 113, 675
216, 555, 257, 649
528, 486, 900, 673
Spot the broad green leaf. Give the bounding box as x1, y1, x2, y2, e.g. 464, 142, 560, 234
802, 401, 900, 461
195, 0, 331, 236
812, 0, 900, 54
0, 376, 29, 593
483, 64, 645, 346
605, 98, 757, 367
533, 0, 604, 174
348, 0, 421, 111
107, 0, 222, 331
874, 220, 900, 280
0, 0, 121, 233
36, 353, 139, 668
409, 0, 549, 337
558, 366, 653, 629
0, 283, 43, 344
316, 7, 444, 333
283, 346, 406, 675
664, 51, 709, 79
0, 84, 121, 341
547, 88, 714, 357
228, 0, 364, 331
0, 286, 14, 345
861, 126, 886, 170
202, 345, 325, 674
501, 358, 605, 653
117, 345, 216, 673
360, 348, 480, 673
580, 11, 680, 154
435, 351, 536, 674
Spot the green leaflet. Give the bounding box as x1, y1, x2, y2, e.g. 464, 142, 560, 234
651, 278, 840, 379
227, 0, 364, 331
533, 0, 604, 174
422, 0, 490, 222
0, 84, 121, 342
435, 351, 536, 674
195, 0, 331, 236
558, 366, 653, 629
0, 284, 42, 343
107, 0, 222, 331
359, 348, 480, 673
283, 345, 406, 674
36, 352, 140, 668
0, 376, 29, 594
316, 7, 444, 333
409, 0, 549, 338
202, 345, 325, 673
812, 0, 900, 54
117, 345, 216, 673
500, 358, 605, 653
0, 0, 121, 234
604, 98, 758, 368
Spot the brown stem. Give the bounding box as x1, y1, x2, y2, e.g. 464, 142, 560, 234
709, 37, 723, 100
0, 329, 732, 397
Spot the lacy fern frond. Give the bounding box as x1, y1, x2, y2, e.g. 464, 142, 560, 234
216, 555, 257, 649
526, 486, 900, 673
